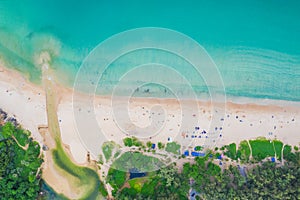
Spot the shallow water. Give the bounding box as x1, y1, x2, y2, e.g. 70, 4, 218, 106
0, 0, 299, 101
39, 181, 67, 200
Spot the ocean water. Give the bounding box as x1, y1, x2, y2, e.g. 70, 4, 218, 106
0, 0, 300, 101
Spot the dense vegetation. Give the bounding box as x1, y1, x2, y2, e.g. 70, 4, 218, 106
183, 155, 299, 199
123, 137, 144, 147
111, 164, 189, 199
0, 122, 43, 199
283, 145, 299, 164
103, 138, 300, 199
106, 152, 189, 198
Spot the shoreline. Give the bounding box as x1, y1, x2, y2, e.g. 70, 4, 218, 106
0, 64, 300, 164
2, 58, 300, 107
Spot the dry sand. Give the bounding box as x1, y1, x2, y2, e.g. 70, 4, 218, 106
0, 65, 47, 143
1, 64, 300, 165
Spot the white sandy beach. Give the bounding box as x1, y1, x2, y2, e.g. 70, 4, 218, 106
0, 65, 47, 144
1, 64, 300, 164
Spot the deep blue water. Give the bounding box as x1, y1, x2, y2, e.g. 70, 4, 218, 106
129, 168, 147, 179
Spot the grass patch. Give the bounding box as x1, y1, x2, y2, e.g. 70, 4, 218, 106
107, 168, 127, 190
102, 141, 116, 161
114, 150, 121, 158
224, 143, 237, 160
112, 152, 163, 172
238, 140, 251, 162
165, 142, 181, 154
273, 140, 283, 159
128, 177, 149, 192
123, 137, 144, 147
249, 139, 275, 161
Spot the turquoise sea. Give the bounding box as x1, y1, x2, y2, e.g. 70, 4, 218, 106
0, 0, 300, 101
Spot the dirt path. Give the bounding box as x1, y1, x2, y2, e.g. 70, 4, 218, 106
272, 141, 277, 159
281, 144, 285, 165
11, 135, 29, 150
247, 140, 253, 160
